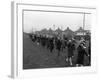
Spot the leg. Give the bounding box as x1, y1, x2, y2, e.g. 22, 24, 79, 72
69, 57, 73, 66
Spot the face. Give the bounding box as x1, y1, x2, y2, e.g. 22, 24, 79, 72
69, 40, 71, 42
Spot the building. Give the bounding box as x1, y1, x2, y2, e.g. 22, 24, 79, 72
75, 27, 90, 36
62, 27, 75, 39
54, 27, 62, 35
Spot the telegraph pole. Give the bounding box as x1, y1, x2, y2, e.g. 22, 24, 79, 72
83, 13, 85, 35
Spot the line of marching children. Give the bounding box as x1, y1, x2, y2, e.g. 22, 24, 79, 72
29, 34, 91, 67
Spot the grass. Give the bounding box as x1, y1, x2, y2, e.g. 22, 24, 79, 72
23, 33, 90, 69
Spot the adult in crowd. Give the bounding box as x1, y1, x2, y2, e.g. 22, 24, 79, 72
76, 42, 89, 66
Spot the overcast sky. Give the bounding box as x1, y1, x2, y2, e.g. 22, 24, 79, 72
23, 11, 91, 33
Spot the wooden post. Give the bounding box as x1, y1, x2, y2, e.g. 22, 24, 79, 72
83, 13, 85, 35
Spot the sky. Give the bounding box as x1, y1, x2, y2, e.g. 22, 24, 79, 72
23, 10, 91, 33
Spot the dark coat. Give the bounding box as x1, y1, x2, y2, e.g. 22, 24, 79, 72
55, 39, 62, 51
67, 42, 75, 58
77, 45, 88, 65
49, 38, 54, 52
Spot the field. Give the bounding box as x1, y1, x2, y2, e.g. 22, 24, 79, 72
23, 33, 90, 69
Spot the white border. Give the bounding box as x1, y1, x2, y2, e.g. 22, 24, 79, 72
11, 2, 97, 79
